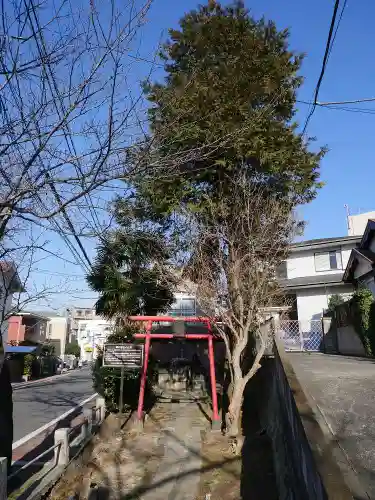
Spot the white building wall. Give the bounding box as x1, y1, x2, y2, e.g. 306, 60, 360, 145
348, 212, 375, 236
287, 246, 354, 279
296, 285, 353, 321
341, 247, 354, 269
77, 318, 113, 361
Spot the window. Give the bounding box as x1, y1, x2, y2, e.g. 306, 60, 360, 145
314, 250, 342, 272
80, 323, 87, 330
170, 297, 196, 317
48, 324, 52, 335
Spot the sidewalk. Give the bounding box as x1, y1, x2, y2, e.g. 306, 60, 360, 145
12, 368, 76, 390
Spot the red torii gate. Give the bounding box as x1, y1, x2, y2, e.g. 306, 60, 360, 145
128, 315, 220, 427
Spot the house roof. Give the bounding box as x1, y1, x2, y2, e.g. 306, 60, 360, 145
279, 273, 346, 290
353, 248, 375, 263
29, 310, 64, 319
343, 220, 375, 283
291, 235, 361, 252
359, 219, 375, 249
15, 311, 50, 321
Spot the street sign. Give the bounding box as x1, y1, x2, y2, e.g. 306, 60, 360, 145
103, 343, 144, 369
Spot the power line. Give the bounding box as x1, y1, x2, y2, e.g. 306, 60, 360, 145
318, 97, 375, 106
326, 0, 348, 63
302, 0, 342, 135
298, 99, 375, 115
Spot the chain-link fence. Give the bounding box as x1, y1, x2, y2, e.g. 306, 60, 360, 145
278, 320, 323, 351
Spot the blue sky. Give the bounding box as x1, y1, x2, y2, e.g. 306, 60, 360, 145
27, 0, 375, 311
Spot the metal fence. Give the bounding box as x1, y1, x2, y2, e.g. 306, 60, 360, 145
278, 320, 323, 352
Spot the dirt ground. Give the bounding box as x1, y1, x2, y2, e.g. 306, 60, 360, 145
47, 399, 276, 500
196, 431, 241, 500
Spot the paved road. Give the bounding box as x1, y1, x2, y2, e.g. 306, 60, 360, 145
13, 366, 95, 442
288, 352, 375, 499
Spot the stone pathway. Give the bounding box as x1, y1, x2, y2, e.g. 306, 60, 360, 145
141, 403, 204, 500
49, 402, 208, 499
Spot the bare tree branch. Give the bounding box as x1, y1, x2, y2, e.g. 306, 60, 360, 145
180, 172, 297, 444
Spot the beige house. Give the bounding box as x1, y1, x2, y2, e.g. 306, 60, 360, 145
46, 314, 68, 356
30, 311, 68, 356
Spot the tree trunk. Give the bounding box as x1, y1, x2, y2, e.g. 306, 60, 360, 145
225, 376, 245, 440
225, 376, 246, 454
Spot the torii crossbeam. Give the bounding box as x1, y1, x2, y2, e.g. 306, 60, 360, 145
128, 315, 220, 426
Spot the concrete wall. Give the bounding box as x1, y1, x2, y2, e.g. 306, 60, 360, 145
287, 245, 353, 279
322, 317, 366, 356
296, 285, 353, 321
248, 343, 353, 500
337, 325, 366, 356
253, 354, 328, 499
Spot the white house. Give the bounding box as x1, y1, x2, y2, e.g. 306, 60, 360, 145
77, 317, 113, 361
279, 235, 361, 322
343, 219, 375, 294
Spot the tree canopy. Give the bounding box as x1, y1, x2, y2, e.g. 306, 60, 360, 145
65, 342, 81, 358
134, 0, 325, 218
87, 205, 175, 319
87, 1, 326, 441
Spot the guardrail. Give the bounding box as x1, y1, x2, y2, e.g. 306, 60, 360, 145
1, 396, 106, 500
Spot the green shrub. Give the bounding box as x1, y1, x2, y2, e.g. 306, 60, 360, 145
23, 354, 34, 377
65, 341, 81, 358
351, 288, 375, 355
327, 294, 345, 315
92, 323, 156, 413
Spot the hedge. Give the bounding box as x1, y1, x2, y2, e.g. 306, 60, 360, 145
351, 288, 375, 356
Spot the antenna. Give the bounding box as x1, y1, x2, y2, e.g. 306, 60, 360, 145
344, 204, 351, 234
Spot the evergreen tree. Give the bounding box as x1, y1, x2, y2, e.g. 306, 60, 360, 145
135, 0, 325, 215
